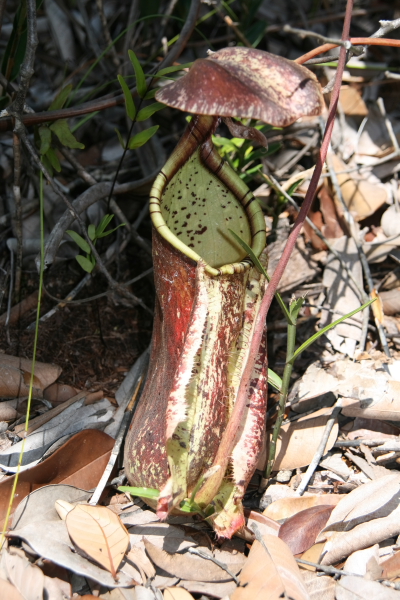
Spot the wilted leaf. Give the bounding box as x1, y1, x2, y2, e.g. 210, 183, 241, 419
336, 576, 400, 600
0, 579, 24, 600
300, 571, 335, 600
343, 544, 380, 577
4, 551, 44, 600
231, 534, 309, 600
321, 473, 400, 534
279, 505, 334, 555
50, 119, 85, 149
164, 589, 194, 600
143, 539, 240, 582
66, 504, 129, 578
0, 354, 61, 399
263, 495, 342, 521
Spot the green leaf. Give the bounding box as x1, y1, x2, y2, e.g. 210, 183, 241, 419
144, 88, 158, 100
179, 499, 202, 513
66, 230, 91, 254
50, 119, 85, 149
45, 147, 61, 172
38, 126, 51, 155
289, 296, 305, 322
228, 228, 292, 324
88, 224, 96, 241
41, 153, 53, 177
76, 254, 95, 273
96, 223, 126, 238
96, 214, 114, 237
153, 62, 192, 77
267, 368, 282, 392
128, 125, 159, 149
290, 298, 376, 364
128, 50, 146, 98
136, 102, 165, 122
117, 74, 136, 120
115, 127, 126, 149
48, 84, 73, 111
118, 486, 160, 500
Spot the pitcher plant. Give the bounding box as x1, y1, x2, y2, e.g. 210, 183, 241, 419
124, 47, 323, 537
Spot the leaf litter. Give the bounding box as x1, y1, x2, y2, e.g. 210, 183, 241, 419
2, 3, 400, 600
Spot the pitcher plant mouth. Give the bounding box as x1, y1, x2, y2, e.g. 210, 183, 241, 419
149, 115, 266, 277
124, 46, 323, 537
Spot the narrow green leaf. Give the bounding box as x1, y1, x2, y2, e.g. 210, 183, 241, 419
50, 119, 85, 149
144, 88, 158, 100
136, 102, 164, 122
118, 486, 159, 500
115, 127, 126, 149
128, 125, 159, 149
128, 50, 146, 98
228, 229, 293, 324
96, 223, 126, 238
76, 254, 95, 273
41, 154, 53, 177
96, 214, 114, 237
290, 298, 376, 364
66, 230, 91, 254
267, 368, 282, 392
153, 62, 192, 77
48, 84, 73, 111
88, 224, 96, 241
45, 147, 61, 172
38, 126, 51, 155
117, 74, 136, 120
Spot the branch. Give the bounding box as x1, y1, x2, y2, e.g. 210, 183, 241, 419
296, 37, 400, 65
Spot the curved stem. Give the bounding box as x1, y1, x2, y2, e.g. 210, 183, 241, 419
295, 37, 400, 65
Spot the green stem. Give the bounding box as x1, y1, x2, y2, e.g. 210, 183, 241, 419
264, 299, 303, 481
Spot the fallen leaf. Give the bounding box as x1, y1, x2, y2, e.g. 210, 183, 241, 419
321, 504, 400, 565
341, 391, 400, 420
4, 550, 44, 600
263, 494, 342, 521
66, 504, 130, 578
321, 473, 400, 534
143, 539, 239, 582
129, 523, 196, 553
231, 534, 309, 600
164, 589, 194, 600
279, 505, 334, 555
121, 509, 159, 527
0, 430, 114, 529
265, 408, 338, 471
0, 578, 24, 600
43, 382, 79, 405
126, 546, 156, 579
381, 550, 400, 579
300, 542, 325, 571
300, 571, 335, 600
0, 354, 61, 398
336, 576, 400, 599
339, 86, 368, 116
343, 544, 380, 576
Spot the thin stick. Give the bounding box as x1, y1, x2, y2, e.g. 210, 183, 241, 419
188, 548, 240, 584
295, 399, 342, 497
296, 557, 361, 577
295, 37, 400, 65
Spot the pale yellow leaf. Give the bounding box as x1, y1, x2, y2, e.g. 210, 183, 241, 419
231, 534, 310, 600
164, 588, 195, 600
65, 504, 129, 578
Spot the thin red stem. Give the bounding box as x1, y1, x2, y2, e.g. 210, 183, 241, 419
296, 36, 400, 65
212, 0, 354, 470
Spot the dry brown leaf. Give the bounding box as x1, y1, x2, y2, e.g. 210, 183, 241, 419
143, 540, 239, 582
331, 154, 387, 220
179, 579, 236, 598
339, 86, 368, 116
4, 550, 44, 600
129, 523, 196, 553
321, 473, 400, 534
263, 495, 342, 521
231, 534, 310, 600
341, 392, 400, 420
0, 578, 24, 600
343, 544, 380, 576
66, 504, 130, 578
279, 505, 334, 555
336, 576, 400, 599
300, 542, 325, 571
321, 504, 400, 565
164, 589, 194, 600
0, 354, 61, 398
380, 550, 400, 580
0, 429, 114, 529
265, 408, 338, 471
126, 546, 156, 579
